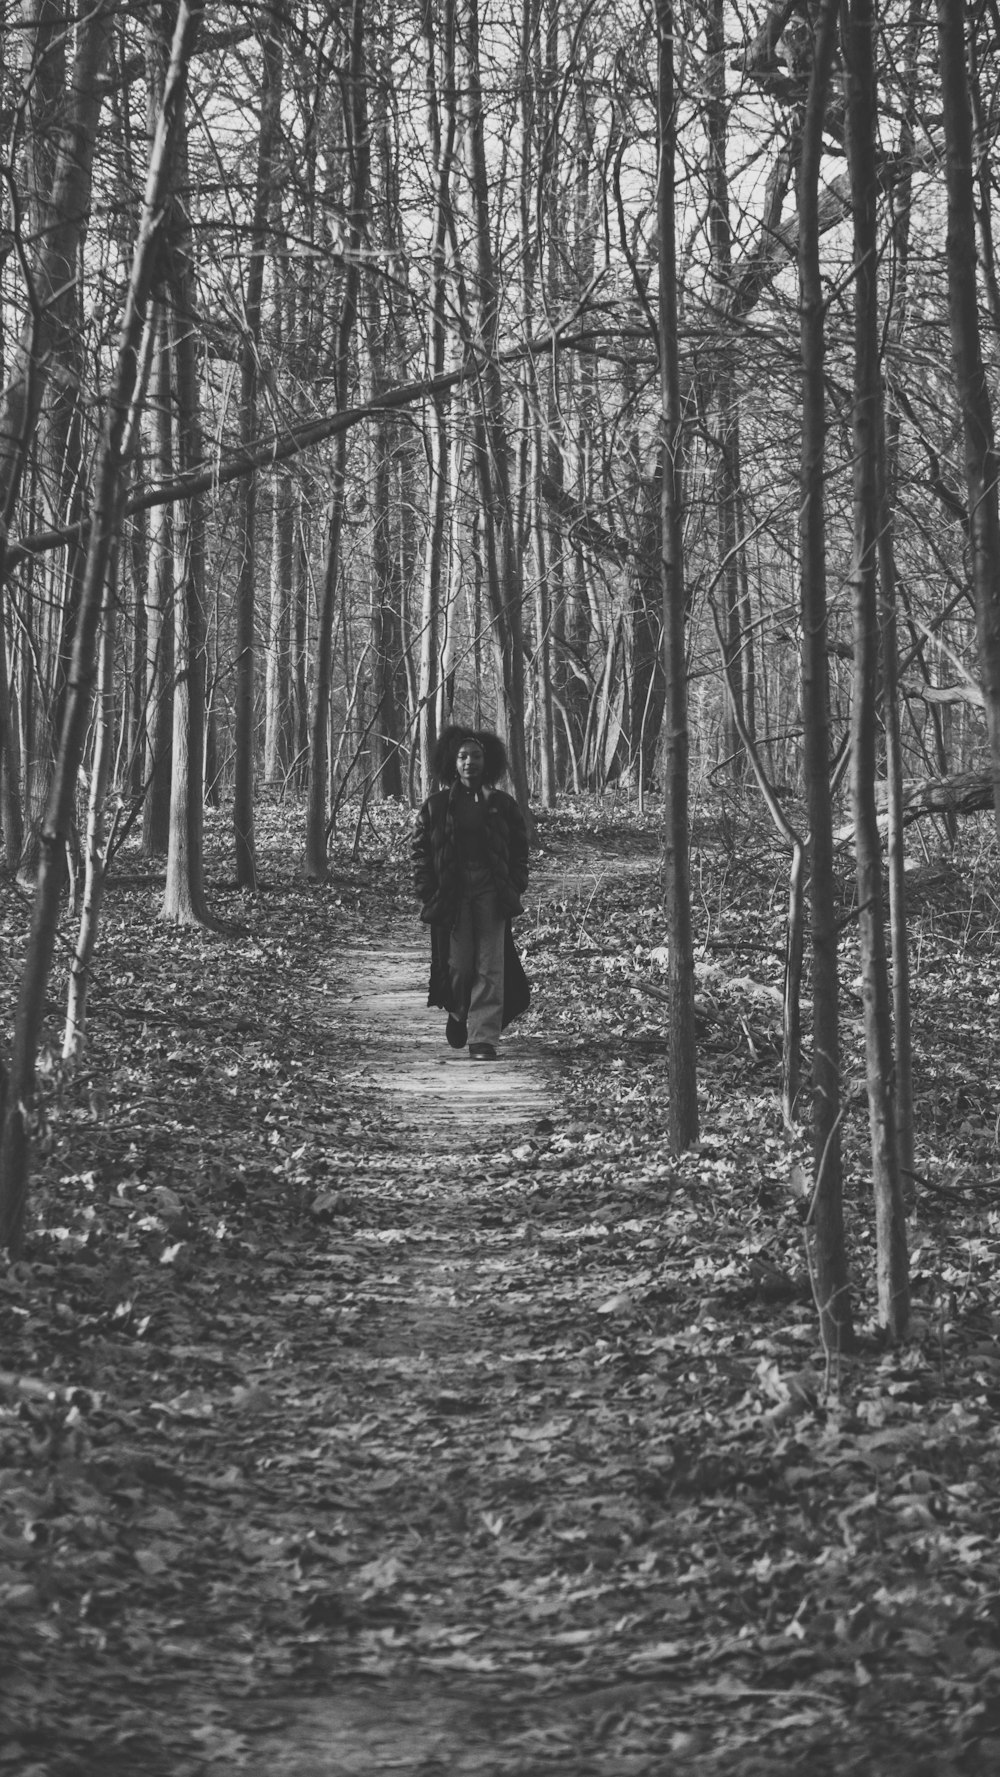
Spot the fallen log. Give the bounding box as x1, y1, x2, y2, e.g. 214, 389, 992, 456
836, 770, 995, 839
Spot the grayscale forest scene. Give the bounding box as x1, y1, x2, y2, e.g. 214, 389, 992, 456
2, 1, 1000, 1771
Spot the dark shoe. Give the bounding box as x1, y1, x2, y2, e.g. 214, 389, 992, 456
446, 1016, 468, 1049
468, 1043, 497, 1061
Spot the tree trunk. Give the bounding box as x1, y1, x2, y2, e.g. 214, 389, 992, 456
232, 6, 283, 887
656, 0, 698, 1152
142, 312, 175, 855
263, 236, 295, 789
797, 0, 853, 1350
878, 404, 916, 1188
880, 0, 924, 1184
460, 0, 531, 814
532, 419, 557, 806
629, 493, 666, 788
417, 393, 447, 794
527, 0, 557, 807
63, 550, 118, 1061
705, 0, 748, 777
162, 186, 212, 926
416, 0, 459, 795
0, 575, 23, 870
366, 36, 405, 802
292, 490, 310, 789
0, 0, 206, 1253
304, 0, 366, 875
938, 0, 1000, 839
125, 473, 149, 802
265, 465, 293, 786
2, 4, 115, 884
843, 0, 909, 1339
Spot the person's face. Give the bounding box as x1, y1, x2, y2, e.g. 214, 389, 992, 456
457, 741, 485, 790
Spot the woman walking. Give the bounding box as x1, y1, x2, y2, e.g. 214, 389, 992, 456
413, 726, 530, 1060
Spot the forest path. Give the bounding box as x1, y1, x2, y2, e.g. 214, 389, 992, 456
326, 933, 557, 1141
237, 910, 681, 1776
9, 818, 993, 1777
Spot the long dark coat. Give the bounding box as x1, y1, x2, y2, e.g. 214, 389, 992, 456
412, 783, 531, 1028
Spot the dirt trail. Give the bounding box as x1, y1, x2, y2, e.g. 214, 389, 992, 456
240, 927, 589, 1775
330, 937, 557, 1139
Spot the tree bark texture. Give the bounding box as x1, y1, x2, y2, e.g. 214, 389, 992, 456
705, 0, 748, 776
0, 0, 206, 1253
142, 313, 175, 856
305, 0, 366, 875
656, 0, 698, 1152
843, 0, 909, 1338
460, 0, 531, 815
1, 5, 115, 879
937, 0, 1000, 841
162, 151, 211, 925
797, 0, 853, 1350
232, 4, 284, 888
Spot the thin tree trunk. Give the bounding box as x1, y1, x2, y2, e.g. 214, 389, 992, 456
0, 0, 206, 1253
0, 585, 23, 869
125, 475, 149, 802
292, 492, 310, 789
142, 312, 174, 855
417, 0, 457, 793
305, 0, 366, 875
656, 0, 698, 1152
524, 0, 556, 806
265, 465, 293, 785
532, 418, 556, 805
878, 410, 915, 1187
162, 200, 211, 925
264, 238, 295, 788
880, 0, 924, 1183
461, 0, 531, 814
705, 0, 747, 778
0, 4, 115, 882
938, 0, 1000, 839
366, 38, 405, 802
63, 552, 118, 1060
798, 0, 853, 1349
843, 0, 909, 1338
370, 421, 405, 798
232, 7, 283, 886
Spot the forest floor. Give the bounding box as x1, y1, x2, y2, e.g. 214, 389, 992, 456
3, 794, 1000, 1775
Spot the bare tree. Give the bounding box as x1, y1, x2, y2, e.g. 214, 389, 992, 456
656, 0, 698, 1151
797, 0, 853, 1350
843, 0, 909, 1338
305, 0, 367, 876
231, 4, 285, 889
459, 0, 531, 814
937, 0, 1000, 839
0, 0, 206, 1254
142, 312, 175, 856
0, 3, 116, 875
162, 223, 212, 927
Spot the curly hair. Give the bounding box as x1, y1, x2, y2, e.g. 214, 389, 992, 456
433, 724, 509, 785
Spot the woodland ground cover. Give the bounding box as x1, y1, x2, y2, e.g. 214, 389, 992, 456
1, 796, 1000, 1774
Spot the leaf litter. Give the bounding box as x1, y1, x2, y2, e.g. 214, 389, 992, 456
1, 798, 1000, 1773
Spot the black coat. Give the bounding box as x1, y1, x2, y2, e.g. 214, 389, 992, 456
413, 783, 531, 1028
412, 783, 529, 925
